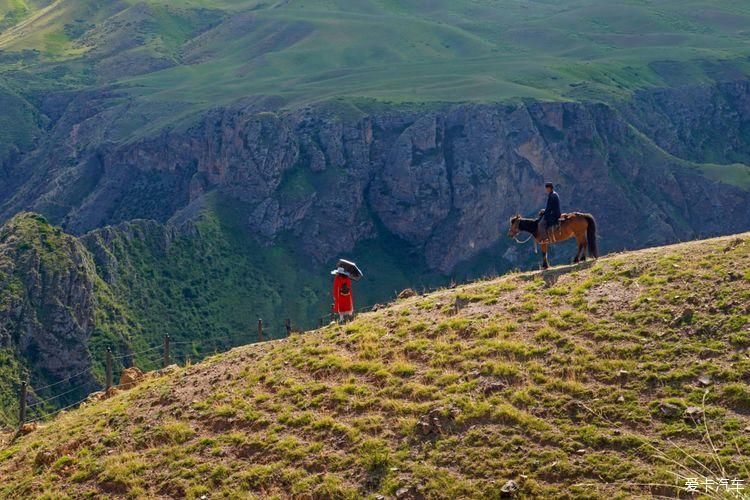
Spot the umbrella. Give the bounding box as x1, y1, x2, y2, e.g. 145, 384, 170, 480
330, 259, 363, 281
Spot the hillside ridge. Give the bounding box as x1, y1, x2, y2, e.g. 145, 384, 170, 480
1, 231, 749, 498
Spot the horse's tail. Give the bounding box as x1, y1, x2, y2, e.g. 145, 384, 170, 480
584, 214, 598, 258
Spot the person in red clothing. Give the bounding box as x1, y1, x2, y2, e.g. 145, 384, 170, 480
330, 260, 362, 323
332, 270, 354, 321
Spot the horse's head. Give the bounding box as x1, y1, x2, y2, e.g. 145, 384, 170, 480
508, 214, 521, 238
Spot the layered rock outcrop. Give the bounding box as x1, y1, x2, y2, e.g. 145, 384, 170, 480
5, 83, 748, 272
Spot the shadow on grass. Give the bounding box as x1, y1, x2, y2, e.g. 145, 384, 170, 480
518, 260, 596, 287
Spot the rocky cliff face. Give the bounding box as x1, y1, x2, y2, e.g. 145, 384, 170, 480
3, 82, 749, 273
0, 213, 101, 411
624, 80, 750, 165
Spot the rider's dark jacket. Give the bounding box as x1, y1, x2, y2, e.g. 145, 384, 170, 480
544, 191, 561, 225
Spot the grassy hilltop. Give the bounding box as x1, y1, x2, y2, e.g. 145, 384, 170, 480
1, 232, 748, 498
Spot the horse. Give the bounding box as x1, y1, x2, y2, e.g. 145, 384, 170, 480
507, 213, 598, 269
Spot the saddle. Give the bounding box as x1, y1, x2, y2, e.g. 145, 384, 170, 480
545, 223, 561, 243
543, 213, 580, 242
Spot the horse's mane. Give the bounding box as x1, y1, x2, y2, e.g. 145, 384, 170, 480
517, 217, 538, 234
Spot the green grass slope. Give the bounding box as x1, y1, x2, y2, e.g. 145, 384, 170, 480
0, 0, 50, 31
0, 83, 43, 168
2, 0, 750, 136
1, 232, 748, 498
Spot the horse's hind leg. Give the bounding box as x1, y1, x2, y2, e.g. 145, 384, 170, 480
580, 237, 587, 262
573, 238, 586, 264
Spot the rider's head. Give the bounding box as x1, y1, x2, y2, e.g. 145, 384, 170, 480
545, 182, 554, 193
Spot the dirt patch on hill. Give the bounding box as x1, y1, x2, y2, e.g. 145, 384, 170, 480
586, 280, 640, 311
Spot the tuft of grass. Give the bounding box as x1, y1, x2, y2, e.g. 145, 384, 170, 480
154, 420, 196, 445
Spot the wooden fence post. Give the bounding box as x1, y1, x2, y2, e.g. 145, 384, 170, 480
163, 335, 170, 368
257, 319, 263, 342
285, 318, 292, 337
105, 348, 113, 390
18, 379, 27, 427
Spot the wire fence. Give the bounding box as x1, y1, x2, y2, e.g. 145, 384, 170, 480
15, 317, 298, 427
15, 275, 497, 428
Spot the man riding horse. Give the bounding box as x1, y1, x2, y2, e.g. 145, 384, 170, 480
508, 182, 598, 269
538, 182, 561, 242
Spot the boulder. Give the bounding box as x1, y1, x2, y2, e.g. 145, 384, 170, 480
119, 367, 144, 390
670, 308, 694, 326
84, 391, 105, 404
684, 406, 704, 422
153, 364, 179, 377
104, 387, 120, 399
17, 422, 37, 435
34, 450, 58, 468
480, 380, 508, 395
394, 485, 424, 500
417, 406, 460, 436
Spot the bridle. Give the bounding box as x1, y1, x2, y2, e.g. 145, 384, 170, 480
510, 220, 538, 253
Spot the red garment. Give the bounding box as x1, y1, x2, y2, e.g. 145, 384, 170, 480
332, 274, 354, 314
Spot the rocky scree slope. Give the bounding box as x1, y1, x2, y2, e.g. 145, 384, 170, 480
1, 233, 749, 498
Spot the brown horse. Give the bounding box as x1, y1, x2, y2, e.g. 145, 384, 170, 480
508, 213, 598, 269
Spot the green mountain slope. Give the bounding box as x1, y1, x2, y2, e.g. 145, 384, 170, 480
1, 232, 748, 498
83, 192, 450, 352
2, 0, 750, 136
0, 202, 459, 426
0, 213, 130, 425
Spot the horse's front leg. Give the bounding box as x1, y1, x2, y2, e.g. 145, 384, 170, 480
541, 243, 549, 269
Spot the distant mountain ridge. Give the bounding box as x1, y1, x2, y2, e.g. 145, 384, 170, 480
3, 1, 750, 112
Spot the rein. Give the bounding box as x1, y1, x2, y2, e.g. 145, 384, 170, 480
513, 233, 538, 254
512, 217, 542, 253
514, 234, 534, 244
